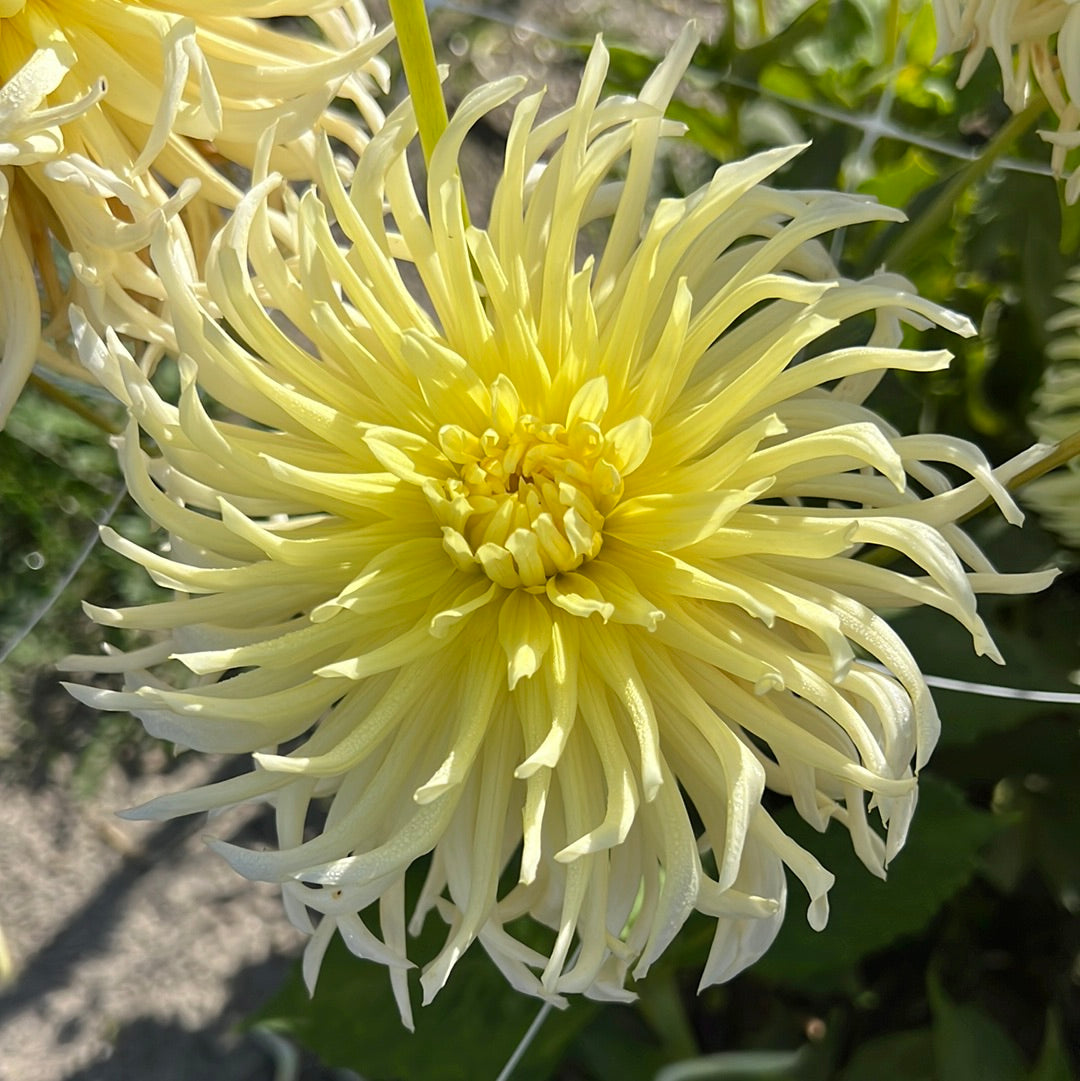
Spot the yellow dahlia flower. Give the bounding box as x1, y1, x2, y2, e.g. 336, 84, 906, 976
933, 0, 1080, 200
0, 1, 391, 424
64, 28, 1052, 1026
1025, 268, 1080, 542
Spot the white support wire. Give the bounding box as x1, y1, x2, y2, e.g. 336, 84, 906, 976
865, 660, 1080, 704
0, 485, 125, 666
494, 944, 581, 1081
920, 670, 1080, 704
829, 46, 902, 264
494, 998, 558, 1081
719, 71, 1054, 176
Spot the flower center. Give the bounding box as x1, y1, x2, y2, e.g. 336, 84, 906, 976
432, 413, 624, 589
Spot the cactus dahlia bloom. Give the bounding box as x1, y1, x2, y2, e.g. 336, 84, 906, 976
1025, 269, 1080, 543
65, 28, 1052, 1027
933, 0, 1080, 201
0, 1, 391, 425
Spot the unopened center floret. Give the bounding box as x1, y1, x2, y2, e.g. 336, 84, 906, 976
432, 413, 623, 589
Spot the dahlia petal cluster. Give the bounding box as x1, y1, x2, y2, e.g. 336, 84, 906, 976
0, 0, 391, 424
933, 0, 1080, 200
1026, 268, 1080, 543
64, 27, 1052, 1026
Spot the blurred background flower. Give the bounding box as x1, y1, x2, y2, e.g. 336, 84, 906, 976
0, 0, 391, 425
933, 0, 1080, 199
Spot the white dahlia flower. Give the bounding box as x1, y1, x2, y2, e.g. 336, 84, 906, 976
64, 27, 1053, 1028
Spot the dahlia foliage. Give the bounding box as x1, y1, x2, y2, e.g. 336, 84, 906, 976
1026, 268, 1080, 543
64, 28, 1053, 1026
933, 0, 1080, 200
0, 0, 391, 424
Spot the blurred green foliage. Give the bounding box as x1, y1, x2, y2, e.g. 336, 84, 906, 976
0, 389, 165, 792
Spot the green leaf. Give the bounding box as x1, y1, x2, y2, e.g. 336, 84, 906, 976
840, 1029, 935, 1081
971, 729, 1080, 905
654, 1047, 805, 1081
793, 0, 878, 84
758, 63, 817, 104
666, 98, 737, 162
905, 2, 947, 71
256, 921, 594, 1081
753, 777, 1001, 989
857, 148, 940, 209
928, 972, 1027, 1081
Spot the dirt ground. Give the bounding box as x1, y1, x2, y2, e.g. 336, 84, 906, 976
0, 733, 308, 1081
0, 2, 720, 1078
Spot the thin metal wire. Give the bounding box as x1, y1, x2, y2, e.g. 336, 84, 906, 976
494, 998, 558, 1081
866, 660, 1080, 704
0, 485, 125, 666
494, 943, 581, 1081
719, 71, 1054, 176
919, 671, 1080, 704
829, 43, 902, 264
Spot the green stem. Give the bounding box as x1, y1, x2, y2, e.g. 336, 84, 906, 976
1010, 428, 1080, 491
756, 0, 768, 38
950, 430, 1080, 527
884, 93, 1047, 273
28, 373, 121, 436
885, 0, 901, 65
388, 0, 450, 167
858, 430, 1080, 565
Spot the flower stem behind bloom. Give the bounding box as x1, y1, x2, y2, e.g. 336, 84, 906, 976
24, 373, 120, 435
388, 0, 449, 166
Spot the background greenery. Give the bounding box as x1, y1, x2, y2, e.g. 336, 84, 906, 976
2, 0, 1077, 1077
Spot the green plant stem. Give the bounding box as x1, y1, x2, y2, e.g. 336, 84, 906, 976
755, 0, 768, 38
28, 373, 120, 436
951, 429, 1080, 526
1010, 428, 1080, 490
884, 94, 1047, 273
388, 0, 449, 167
858, 430, 1080, 565
885, 0, 901, 65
